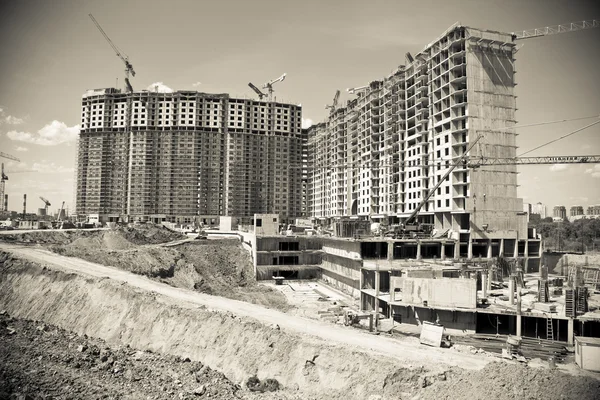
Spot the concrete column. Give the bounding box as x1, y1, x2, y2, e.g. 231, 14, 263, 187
467, 240, 473, 259
516, 286, 522, 337
508, 276, 515, 305
513, 240, 518, 259
416, 241, 422, 260
481, 271, 488, 298
440, 242, 446, 260
359, 269, 364, 312
374, 268, 380, 330
487, 268, 492, 292
568, 318, 574, 346
487, 240, 493, 259
499, 239, 504, 258
454, 242, 460, 259
524, 240, 529, 258
387, 241, 394, 261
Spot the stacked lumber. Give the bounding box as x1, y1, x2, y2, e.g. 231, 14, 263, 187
452, 333, 568, 362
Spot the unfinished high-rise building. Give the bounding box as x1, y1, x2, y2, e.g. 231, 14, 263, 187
75, 89, 305, 223
307, 24, 525, 239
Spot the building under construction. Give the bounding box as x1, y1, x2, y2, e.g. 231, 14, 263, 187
75, 89, 305, 223
308, 24, 521, 232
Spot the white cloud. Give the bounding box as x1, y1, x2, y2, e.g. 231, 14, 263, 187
192, 81, 202, 87
15, 146, 28, 152
5, 161, 74, 174
302, 118, 313, 129
549, 164, 568, 172
7, 120, 79, 146
147, 82, 173, 93
31, 162, 75, 174
0, 106, 25, 125
584, 165, 600, 178
5, 115, 24, 125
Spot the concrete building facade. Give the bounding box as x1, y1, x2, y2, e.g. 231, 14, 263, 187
554, 205, 567, 220
307, 24, 525, 240
76, 89, 305, 223
570, 205, 584, 217
532, 202, 547, 219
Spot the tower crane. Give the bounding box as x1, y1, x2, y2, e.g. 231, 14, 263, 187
39, 196, 51, 215
0, 152, 20, 162
262, 73, 286, 101
89, 14, 136, 93
0, 164, 7, 212
512, 19, 599, 40
248, 82, 267, 100
346, 85, 368, 95
325, 90, 340, 114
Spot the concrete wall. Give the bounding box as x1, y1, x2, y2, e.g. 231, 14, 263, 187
321, 238, 361, 260
254, 214, 279, 236
402, 277, 477, 309
390, 305, 476, 334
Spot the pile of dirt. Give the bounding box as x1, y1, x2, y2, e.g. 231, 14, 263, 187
0, 311, 297, 399
419, 361, 600, 400
0, 230, 98, 245
115, 224, 187, 245
47, 228, 289, 310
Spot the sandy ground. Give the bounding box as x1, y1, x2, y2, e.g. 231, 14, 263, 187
0, 242, 491, 370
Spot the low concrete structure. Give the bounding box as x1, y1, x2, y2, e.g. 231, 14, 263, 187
575, 336, 600, 372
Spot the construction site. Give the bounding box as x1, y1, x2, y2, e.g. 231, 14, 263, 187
1, 12, 600, 400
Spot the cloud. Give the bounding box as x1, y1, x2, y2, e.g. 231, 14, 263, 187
584, 165, 600, 178
302, 118, 313, 129
5, 161, 74, 174
147, 82, 173, 93
31, 162, 75, 174
0, 106, 25, 125
192, 81, 202, 88
549, 164, 568, 172
5, 115, 24, 125
14, 146, 28, 152
7, 120, 79, 146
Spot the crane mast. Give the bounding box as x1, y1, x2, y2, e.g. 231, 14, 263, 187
89, 14, 136, 92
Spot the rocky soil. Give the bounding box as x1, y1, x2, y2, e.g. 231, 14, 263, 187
0, 311, 298, 400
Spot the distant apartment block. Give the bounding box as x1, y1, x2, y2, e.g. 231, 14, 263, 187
307, 24, 526, 239
75, 89, 305, 223
570, 205, 584, 217
532, 202, 547, 219
553, 205, 567, 220
587, 205, 600, 216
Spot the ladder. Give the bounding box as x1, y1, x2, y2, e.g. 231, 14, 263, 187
538, 279, 549, 302
565, 288, 576, 317
546, 314, 554, 341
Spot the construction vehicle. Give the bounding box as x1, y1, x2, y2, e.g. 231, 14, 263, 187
39, 196, 51, 215
89, 14, 136, 92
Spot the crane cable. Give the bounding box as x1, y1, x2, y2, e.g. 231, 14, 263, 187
518, 117, 600, 157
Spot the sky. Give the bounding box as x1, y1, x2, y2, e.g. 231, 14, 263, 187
0, 0, 599, 216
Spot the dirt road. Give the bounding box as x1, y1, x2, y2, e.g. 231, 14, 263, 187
0, 243, 489, 370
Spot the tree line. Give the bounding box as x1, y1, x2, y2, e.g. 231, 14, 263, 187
529, 215, 600, 253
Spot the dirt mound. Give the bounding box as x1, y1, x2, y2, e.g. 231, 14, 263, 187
116, 224, 186, 245
419, 361, 600, 400
0, 230, 98, 245
0, 311, 297, 400
49, 236, 290, 310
